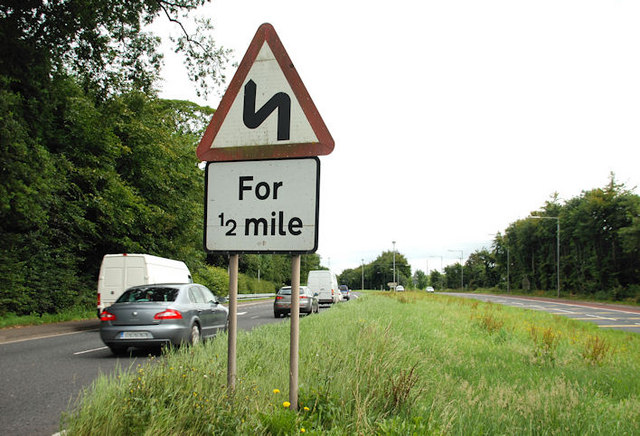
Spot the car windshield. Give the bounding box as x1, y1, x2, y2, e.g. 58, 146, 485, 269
277, 287, 291, 295
117, 287, 180, 303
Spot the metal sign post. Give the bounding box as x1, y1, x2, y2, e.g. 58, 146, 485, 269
289, 255, 301, 410
227, 254, 238, 392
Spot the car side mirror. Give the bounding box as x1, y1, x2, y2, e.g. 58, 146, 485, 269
313, 292, 319, 297
218, 296, 228, 304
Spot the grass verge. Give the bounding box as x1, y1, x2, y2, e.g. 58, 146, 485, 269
0, 306, 96, 329
62, 292, 640, 435
440, 287, 640, 306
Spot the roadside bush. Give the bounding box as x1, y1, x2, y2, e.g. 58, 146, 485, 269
238, 275, 277, 293
192, 265, 228, 296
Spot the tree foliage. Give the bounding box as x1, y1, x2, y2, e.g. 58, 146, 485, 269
339, 251, 412, 291
413, 269, 428, 289
459, 175, 640, 301
1, 0, 238, 315
0, 0, 230, 99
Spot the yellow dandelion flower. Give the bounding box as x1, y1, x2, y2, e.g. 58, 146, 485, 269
301, 428, 306, 433
303, 406, 310, 411
273, 389, 280, 394
283, 401, 291, 408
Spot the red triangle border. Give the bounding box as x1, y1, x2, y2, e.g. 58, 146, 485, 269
196, 23, 334, 162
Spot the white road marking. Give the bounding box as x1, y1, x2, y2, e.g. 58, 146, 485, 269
74, 346, 108, 355
551, 308, 577, 314
0, 329, 99, 346
585, 314, 618, 321
237, 311, 248, 316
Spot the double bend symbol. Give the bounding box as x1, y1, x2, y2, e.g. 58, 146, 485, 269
243, 79, 291, 141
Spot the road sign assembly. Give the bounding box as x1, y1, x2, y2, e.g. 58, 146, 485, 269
197, 24, 333, 409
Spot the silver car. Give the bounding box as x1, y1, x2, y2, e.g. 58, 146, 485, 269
274, 286, 319, 318
99, 283, 228, 355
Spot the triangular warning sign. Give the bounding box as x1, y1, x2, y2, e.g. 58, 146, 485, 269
197, 23, 334, 162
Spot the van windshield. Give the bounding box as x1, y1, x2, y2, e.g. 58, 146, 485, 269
117, 287, 179, 303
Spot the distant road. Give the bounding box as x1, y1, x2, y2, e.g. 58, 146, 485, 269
447, 292, 640, 333
0, 298, 339, 436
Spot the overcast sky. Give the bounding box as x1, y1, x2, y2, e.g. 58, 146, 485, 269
153, 0, 640, 276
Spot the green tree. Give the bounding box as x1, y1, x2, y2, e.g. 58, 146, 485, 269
464, 249, 498, 290
429, 270, 444, 290
444, 263, 462, 290
239, 253, 323, 287
0, 1, 231, 315
0, 0, 230, 99
561, 176, 639, 295
414, 269, 428, 289
498, 175, 640, 299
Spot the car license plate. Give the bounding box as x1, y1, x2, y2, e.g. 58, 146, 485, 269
119, 331, 152, 339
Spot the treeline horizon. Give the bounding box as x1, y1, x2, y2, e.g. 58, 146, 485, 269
340, 176, 640, 302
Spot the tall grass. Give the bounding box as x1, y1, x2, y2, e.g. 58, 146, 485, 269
0, 305, 95, 328
63, 292, 640, 435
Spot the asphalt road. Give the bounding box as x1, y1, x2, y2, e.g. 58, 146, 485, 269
447, 292, 640, 333
0, 299, 335, 436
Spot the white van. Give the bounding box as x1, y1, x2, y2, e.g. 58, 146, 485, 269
97, 254, 192, 316
307, 270, 339, 305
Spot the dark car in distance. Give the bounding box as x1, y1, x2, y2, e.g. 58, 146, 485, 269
99, 283, 228, 355
338, 285, 351, 301
274, 286, 319, 318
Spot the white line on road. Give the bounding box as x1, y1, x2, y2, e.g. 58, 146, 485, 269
238, 312, 248, 316
0, 329, 99, 346
478, 295, 640, 316
551, 308, 577, 314
74, 346, 108, 355
585, 314, 617, 321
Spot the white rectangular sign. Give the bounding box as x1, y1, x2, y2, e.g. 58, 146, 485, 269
205, 158, 319, 253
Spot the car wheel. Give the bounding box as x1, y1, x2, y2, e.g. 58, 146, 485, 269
190, 323, 201, 346
274, 311, 280, 318
109, 345, 128, 356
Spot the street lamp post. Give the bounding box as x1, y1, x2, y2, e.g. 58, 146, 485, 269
448, 249, 463, 290
529, 215, 560, 298
506, 246, 510, 294
392, 241, 396, 287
